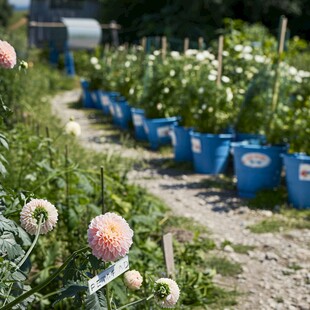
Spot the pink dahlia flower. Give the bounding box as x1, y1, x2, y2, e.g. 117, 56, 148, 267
124, 270, 143, 290
20, 199, 58, 235
154, 278, 180, 308
0, 40, 17, 69
87, 212, 133, 262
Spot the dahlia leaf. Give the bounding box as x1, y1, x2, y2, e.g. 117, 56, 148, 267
86, 290, 107, 310
0, 231, 24, 259
53, 282, 88, 306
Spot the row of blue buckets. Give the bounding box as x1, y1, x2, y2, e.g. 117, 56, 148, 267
80, 80, 310, 209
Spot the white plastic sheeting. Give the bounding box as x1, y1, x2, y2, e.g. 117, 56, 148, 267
61, 17, 101, 49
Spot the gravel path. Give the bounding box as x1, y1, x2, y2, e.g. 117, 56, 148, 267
51, 90, 310, 310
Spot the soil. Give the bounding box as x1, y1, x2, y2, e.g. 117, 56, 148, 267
51, 90, 310, 310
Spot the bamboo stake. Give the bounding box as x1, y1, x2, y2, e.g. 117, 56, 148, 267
65, 145, 69, 209
162, 36, 167, 60
216, 35, 224, 87
184, 37, 189, 53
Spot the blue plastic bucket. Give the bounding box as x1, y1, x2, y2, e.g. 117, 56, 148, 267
190, 132, 233, 174
131, 108, 147, 141
235, 133, 266, 144
171, 125, 193, 162
143, 117, 179, 150
113, 99, 132, 130
95, 91, 118, 115
283, 153, 310, 209
80, 79, 95, 108
232, 144, 287, 198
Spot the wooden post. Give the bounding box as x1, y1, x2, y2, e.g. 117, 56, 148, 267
110, 20, 119, 47
141, 37, 146, 52
162, 36, 167, 60
163, 233, 175, 279
198, 37, 204, 50
184, 37, 189, 53
216, 35, 224, 87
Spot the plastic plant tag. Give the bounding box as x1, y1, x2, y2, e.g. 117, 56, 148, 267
133, 114, 143, 126
191, 138, 201, 153
157, 126, 171, 138
299, 164, 310, 181
241, 153, 271, 168
88, 256, 129, 295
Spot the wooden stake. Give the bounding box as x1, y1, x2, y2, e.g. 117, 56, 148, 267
100, 166, 106, 214
278, 16, 288, 55
198, 37, 204, 50
216, 35, 224, 87
184, 37, 189, 53
45, 127, 53, 168
141, 37, 146, 52
163, 233, 175, 279
162, 36, 167, 60
65, 145, 69, 209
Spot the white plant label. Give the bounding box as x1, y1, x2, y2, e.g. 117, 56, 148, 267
88, 256, 129, 295
116, 106, 123, 118
157, 126, 171, 138
299, 164, 310, 181
170, 131, 177, 146
241, 153, 271, 168
133, 114, 143, 126
101, 95, 110, 106
191, 138, 201, 153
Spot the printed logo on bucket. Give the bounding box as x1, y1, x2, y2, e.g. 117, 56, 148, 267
191, 138, 201, 153
133, 114, 143, 126
101, 95, 110, 106
241, 153, 271, 168
299, 164, 310, 181
157, 126, 171, 138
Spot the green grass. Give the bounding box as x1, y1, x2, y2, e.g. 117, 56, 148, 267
221, 240, 255, 254
248, 207, 310, 234
206, 256, 243, 277
200, 175, 235, 191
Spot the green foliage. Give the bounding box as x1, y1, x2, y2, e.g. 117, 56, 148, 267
0, 0, 13, 28
205, 256, 243, 277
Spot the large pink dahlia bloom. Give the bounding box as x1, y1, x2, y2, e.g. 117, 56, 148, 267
87, 212, 133, 262
154, 278, 180, 308
0, 40, 17, 69
20, 199, 58, 235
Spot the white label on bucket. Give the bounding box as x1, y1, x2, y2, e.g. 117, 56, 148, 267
133, 114, 143, 126
170, 131, 176, 146
109, 105, 114, 115
241, 153, 271, 168
157, 126, 171, 138
116, 106, 123, 118
191, 138, 201, 153
299, 164, 310, 181
143, 123, 149, 134
101, 95, 110, 106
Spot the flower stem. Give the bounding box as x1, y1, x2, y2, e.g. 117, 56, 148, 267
2, 214, 44, 306
116, 294, 154, 310
18, 214, 44, 269
0, 246, 89, 310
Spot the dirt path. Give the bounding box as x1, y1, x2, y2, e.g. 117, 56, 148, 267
51, 90, 310, 310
